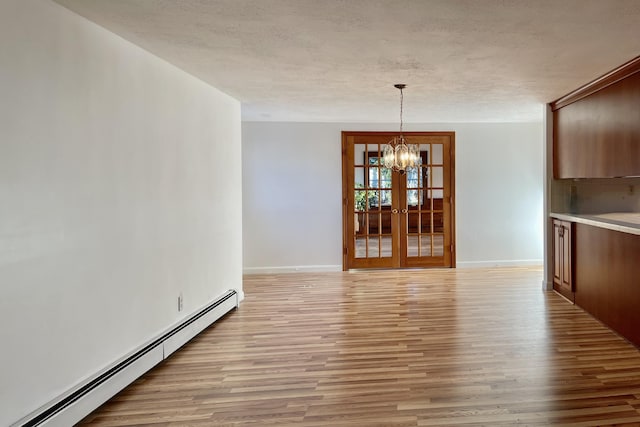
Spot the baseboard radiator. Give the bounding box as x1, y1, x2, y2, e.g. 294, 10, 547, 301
17, 290, 239, 427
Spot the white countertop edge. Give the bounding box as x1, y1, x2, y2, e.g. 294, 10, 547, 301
550, 212, 640, 236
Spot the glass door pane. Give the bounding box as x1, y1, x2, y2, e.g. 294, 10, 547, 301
404, 143, 430, 258
348, 137, 398, 268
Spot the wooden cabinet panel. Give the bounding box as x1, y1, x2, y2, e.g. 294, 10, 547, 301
553, 221, 562, 285
561, 223, 572, 290
552, 219, 574, 302
574, 224, 640, 347
553, 57, 640, 178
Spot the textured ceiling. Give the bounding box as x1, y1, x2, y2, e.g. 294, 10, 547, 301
53, 0, 640, 123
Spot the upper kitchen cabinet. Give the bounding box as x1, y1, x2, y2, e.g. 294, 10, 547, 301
552, 56, 640, 179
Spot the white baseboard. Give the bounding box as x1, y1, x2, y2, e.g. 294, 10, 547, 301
456, 259, 543, 268
163, 295, 237, 357
243, 265, 342, 274
15, 289, 239, 427
37, 347, 164, 427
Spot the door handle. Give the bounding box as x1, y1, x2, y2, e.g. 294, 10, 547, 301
401, 208, 408, 214
391, 209, 399, 214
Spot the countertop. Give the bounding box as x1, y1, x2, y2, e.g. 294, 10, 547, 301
550, 212, 640, 236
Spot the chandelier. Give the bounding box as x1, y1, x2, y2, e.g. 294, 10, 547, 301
382, 84, 421, 173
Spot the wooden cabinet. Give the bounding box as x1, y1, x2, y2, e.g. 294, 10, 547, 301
574, 223, 640, 347
552, 56, 640, 178
552, 219, 574, 302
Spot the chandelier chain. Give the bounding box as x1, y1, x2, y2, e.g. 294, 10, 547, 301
399, 86, 403, 135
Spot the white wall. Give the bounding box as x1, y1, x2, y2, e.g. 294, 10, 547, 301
243, 121, 543, 272
0, 1, 242, 425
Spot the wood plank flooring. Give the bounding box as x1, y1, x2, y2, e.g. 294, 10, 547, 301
79, 267, 640, 426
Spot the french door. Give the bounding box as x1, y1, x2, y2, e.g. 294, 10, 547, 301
342, 132, 455, 270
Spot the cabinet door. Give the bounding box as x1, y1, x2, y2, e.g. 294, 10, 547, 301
552, 219, 574, 302
553, 59, 640, 178
553, 220, 563, 285
561, 222, 573, 291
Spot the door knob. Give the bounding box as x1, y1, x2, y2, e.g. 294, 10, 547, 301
391, 209, 399, 214
401, 208, 408, 214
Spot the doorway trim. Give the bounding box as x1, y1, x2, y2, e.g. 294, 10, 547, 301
342, 131, 456, 270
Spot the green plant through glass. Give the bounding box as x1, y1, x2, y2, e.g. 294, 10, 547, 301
354, 184, 379, 211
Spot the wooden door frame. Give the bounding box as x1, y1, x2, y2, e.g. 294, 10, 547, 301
342, 131, 456, 270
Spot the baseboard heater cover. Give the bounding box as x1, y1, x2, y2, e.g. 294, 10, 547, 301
18, 289, 238, 427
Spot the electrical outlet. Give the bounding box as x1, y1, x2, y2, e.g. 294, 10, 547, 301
178, 293, 183, 312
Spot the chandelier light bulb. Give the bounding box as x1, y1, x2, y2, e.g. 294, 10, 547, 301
382, 84, 421, 173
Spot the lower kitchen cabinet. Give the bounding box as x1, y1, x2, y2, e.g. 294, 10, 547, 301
552, 219, 574, 302
574, 223, 640, 348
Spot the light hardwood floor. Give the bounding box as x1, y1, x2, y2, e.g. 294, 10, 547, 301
80, 267, 640, 426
